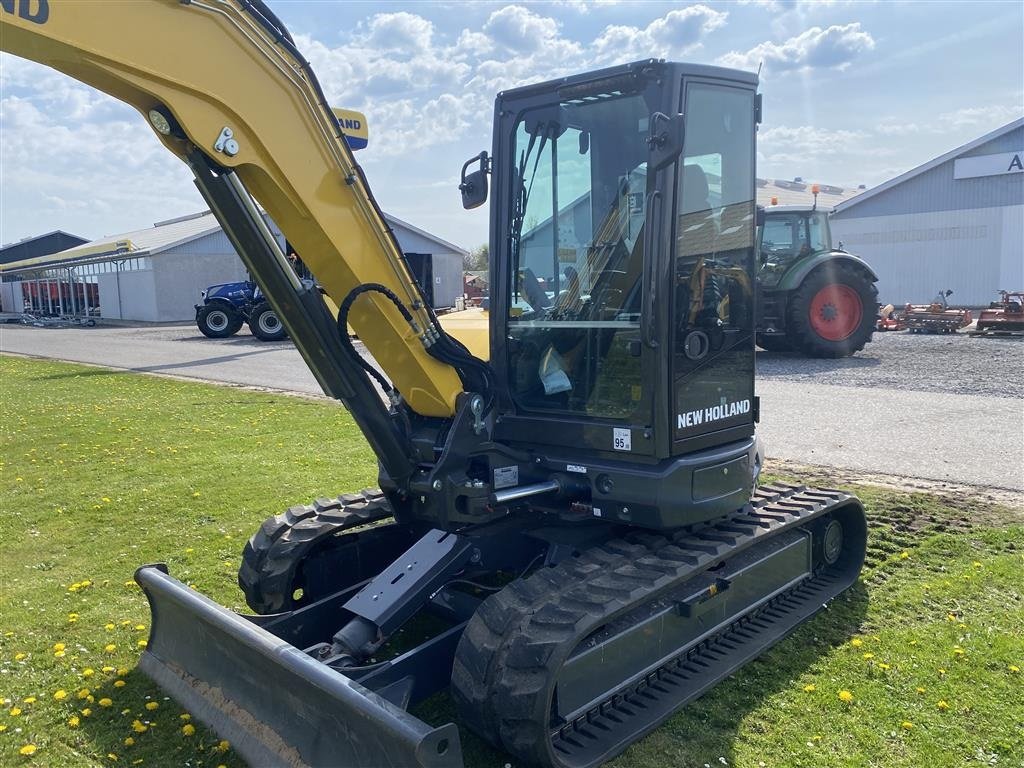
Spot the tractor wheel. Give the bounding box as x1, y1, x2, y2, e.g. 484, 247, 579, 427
787, 263, 877, 358
756, 334, 793, 353
249, 302, 287, 341
196, 304, 243, 338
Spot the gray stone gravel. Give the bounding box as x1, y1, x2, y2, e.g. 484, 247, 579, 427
757, 330, 1023, 399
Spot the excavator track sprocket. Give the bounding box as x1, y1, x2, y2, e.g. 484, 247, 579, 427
238, 488, 394, 613
452, 484, 866, 768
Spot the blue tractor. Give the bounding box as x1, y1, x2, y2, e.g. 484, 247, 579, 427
195, 280, 286, 341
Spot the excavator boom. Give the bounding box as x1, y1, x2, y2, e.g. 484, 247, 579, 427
2, 0, 464, 419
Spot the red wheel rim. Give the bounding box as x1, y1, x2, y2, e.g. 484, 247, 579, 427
809, 284, 862, 341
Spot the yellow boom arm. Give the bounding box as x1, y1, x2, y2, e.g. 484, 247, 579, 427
1, 0, 464, 417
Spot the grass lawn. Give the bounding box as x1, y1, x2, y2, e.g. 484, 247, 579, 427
1, 355, 1021, 768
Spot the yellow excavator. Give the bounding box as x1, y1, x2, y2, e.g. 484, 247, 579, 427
2, 2, 867, 767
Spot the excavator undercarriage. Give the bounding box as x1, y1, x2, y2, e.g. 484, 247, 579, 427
137, 483, 864, 768
3, 2, 868, 766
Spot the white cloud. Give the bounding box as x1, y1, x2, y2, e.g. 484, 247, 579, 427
592, 5, 728, 64
365, 12, 434, 55
483, 6, 561, 53
719, 22, 875, 73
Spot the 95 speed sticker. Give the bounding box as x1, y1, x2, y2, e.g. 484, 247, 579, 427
612, 427, 631, 451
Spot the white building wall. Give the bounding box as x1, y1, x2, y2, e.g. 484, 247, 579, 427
830, 205, 1021, 306
98, 270, 158, 321
0, 281, 19, 312
152, 248, 249, 321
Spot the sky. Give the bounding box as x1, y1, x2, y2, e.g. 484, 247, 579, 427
1, 0, 1021, 252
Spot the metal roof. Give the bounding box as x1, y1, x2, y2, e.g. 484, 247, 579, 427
0, 211, 220, 273
832, 118, 1024, 214
1, 209, 467, 274
756, 179, 864, 208
384, 213, 468, 257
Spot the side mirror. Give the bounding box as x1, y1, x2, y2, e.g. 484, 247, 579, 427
648, 112, 685, 172
460, 151, 489, 210
755, 206, 766, 227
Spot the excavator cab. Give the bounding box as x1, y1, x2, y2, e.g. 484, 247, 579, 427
2, 5, 866, 768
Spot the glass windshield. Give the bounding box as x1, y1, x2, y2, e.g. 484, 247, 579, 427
760, 211, 830, 269
506, 91, 653, 418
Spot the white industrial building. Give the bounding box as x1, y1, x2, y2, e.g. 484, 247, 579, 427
0, 211, 467, 321
830, 119, 1023, 306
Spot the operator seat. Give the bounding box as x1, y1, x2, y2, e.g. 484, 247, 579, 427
681, 163, 712, 214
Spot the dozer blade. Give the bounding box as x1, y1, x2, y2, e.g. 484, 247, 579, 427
135, 565, 463, 768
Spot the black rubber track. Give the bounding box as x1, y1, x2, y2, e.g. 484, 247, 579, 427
451, 484, 866, 768
238, 488, 392, 614
786, 262, 878, 358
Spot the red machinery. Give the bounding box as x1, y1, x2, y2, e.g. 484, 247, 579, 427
876, 303, 907, 332
970, 291, 1024, 337
904, 290, 972, 334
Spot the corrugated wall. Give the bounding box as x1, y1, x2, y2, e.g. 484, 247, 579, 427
831, 206, 1018, 305
831, 126, 1023, 220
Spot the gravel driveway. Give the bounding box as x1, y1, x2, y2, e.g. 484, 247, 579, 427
2, 323, 1021, 493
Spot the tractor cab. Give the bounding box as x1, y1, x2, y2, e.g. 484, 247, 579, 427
757, 205, 839, 287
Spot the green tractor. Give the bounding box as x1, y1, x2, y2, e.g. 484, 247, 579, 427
756, 202, 878, 357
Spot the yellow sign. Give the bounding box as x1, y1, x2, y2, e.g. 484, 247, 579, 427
331, 108, 368, 151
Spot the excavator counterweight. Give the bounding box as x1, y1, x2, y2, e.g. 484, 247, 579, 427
2, 3, 867, 766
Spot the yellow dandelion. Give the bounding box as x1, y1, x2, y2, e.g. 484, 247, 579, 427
23, 697, 36, 704
114, 680, 126, 688
14, 652, 26, 661
1009, 665, 1020, 674
68, 715, 81, 728
216, 740, 230, 752
124, 737, 135, 747
878, 663, 891, 671
192, 492, 201, 498
54, 690, 68, 701
117, 667, 128, 676
937, 700, 950, 711
132, 720, 148, 733
19, 744, 38, 756
179, 714, 191, 721
77, 688, 91, 699
82, 668, 95, 678
901, 721, 914, 730
105, 623, 115, 631
102, 666, 115, 673
952, 647, 965, 657
838, 690, 854, 703
81, 708, 92, 717
144, 702, 159, 711
10, 707, 23, 716
182, 724, 196, 736
99, 698, 113, 707
972, 561, 982, 568
54, 643, 66, 652
107, 753, 118, 761
850, 638, 863, 648
862, 653, 875, 660
54, 650, 66, 658
899, 551, 909, 559
105, 644, 117, 653
0, 725, 6, 733
68, 614, 79, 623
134, 625, 145, 632
946, 613, 957, 622
938, 668, 946, 675
102, 497, 111, 503
916, 687, 926, 694
803, 684, 816, 692
137, 640, 148, 649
